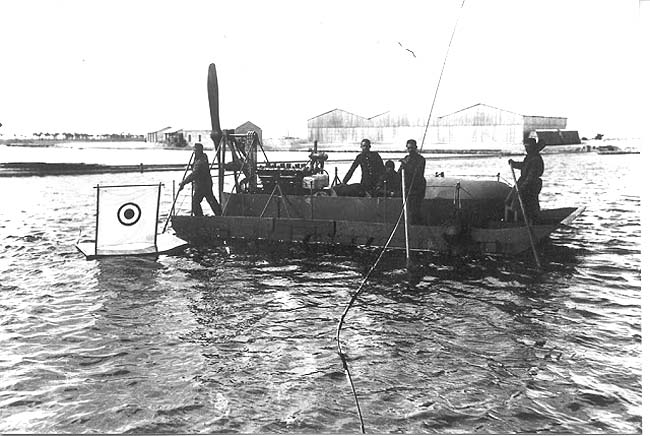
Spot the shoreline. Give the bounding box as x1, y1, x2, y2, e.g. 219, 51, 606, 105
0, 162, 188, 177
0, 139, 145, 147
0, 153, 511, 177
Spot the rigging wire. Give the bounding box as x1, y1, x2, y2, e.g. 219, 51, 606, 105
420, 0, 467, 151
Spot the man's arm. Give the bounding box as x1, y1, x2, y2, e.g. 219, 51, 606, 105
374, 153, 385, 174
342, 155, 360, 184
415, 155, 425, 179
179, 162, 198, 189
508, 158, 523, 170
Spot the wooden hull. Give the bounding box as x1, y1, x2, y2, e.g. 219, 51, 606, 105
218, 181, 511, 227
171, 205, 584, 256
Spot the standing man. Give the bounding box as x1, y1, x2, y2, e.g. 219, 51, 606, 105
399, 139, 427, 224
337, 138, 385, 196
508, 137, 545, 222
179, 143, 222, 216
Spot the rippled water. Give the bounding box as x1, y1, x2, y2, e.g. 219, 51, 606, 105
0, 146, 642, 433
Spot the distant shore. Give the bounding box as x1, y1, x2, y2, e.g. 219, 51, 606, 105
0, 162, 187, 177
0, 138, 145, 148
1, 138, 516, 156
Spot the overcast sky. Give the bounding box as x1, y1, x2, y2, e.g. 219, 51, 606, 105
0, 0, 645, 139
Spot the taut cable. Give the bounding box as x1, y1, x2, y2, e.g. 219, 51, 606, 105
420, 0, 467, 151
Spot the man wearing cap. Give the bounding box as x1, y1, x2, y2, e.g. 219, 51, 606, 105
337, 138, 385, 196
399, 139, 427, 224
179, 143, 222, 216
508, 137, 545, 222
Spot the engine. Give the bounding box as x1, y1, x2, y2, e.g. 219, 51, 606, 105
256, 151, 329, 195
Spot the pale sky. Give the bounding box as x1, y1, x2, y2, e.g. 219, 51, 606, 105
0, 0, 645, 139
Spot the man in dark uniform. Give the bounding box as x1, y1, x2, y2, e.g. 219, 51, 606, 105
399, 139, 427, 224
179, 143, 222, 216
508, 137, 545, 222
336, 138, 385, 196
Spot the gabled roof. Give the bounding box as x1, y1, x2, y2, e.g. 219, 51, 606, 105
438, 103, 567, 120
368, 111, 391, 120
236, 121, 261, 130
439, 103, 522, 118
307, 108, 369, 121
151, 126, 173, 133
522, 114, 567, 120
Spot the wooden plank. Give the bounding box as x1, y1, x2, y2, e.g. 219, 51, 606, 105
267, 218, 335, 244
334, 221, 397, 247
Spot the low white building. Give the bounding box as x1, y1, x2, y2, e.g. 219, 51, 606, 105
181, 130, 212, 147
146, 123, 261, 149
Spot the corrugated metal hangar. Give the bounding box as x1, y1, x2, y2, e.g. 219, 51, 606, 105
307, 103, 580, 151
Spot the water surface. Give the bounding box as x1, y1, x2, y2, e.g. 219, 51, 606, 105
0, 146, 642, 433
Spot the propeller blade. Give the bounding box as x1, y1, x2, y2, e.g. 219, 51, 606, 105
207, 63, 222, 147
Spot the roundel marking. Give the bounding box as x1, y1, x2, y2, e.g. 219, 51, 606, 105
117, 202, 142, 226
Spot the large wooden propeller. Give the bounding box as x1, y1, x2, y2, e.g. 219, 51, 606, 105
207, 63, 222, 149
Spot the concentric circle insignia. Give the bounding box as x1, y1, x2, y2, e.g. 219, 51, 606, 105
117, 202, 142, 226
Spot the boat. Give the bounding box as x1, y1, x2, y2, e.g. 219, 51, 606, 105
170, 64, 584, 257
76, 183, 188, 260
595, 145, 640, 155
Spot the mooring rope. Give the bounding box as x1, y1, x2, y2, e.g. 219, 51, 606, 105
336, 201, 408, 434
337, 2, 468, 431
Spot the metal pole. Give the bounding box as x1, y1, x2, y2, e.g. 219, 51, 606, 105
219, 134, 226, 205
383, 181, 387, 227
162, 151, 194, 232
310, 182, 314, 220
400, 169, 411, 264
154, 183, 161, 250
94, 185, 100, 254
509, 164, 542, 269
209, 139, 223, 213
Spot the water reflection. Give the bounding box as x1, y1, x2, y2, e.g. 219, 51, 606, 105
94, 256, 165, 292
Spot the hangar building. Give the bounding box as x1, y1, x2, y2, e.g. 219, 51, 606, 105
307, 103, 580, 151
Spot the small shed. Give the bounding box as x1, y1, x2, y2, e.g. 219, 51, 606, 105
533, 129, 581, 146
235, 121, 263, 143
146, 126, 173, 143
